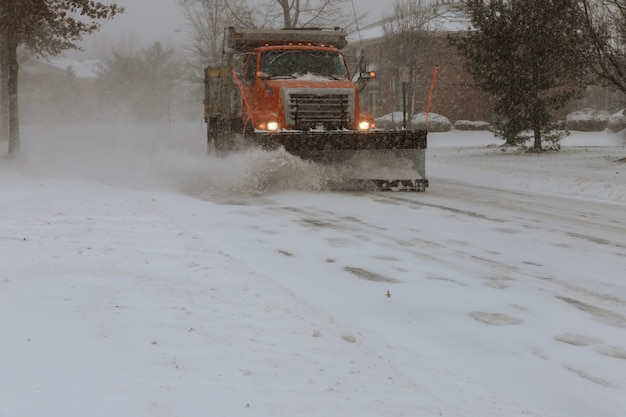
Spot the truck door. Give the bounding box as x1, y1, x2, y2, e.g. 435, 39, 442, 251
243, 53, 258, 86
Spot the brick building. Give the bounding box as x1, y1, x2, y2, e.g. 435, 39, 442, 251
344, 2, 494, 123
345, 1, 624, 125
350, 31, 495, 123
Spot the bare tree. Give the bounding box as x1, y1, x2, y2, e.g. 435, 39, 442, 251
273, 0, 349, 28
0, 0, 123, 155
179, 0, 247, 71
179, 0, 354, 68
178, 0, 355, 113
382, 0, 438, 117
578, 0, 626, 96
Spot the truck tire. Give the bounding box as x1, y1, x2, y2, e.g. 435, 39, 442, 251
207, 118, 236, 154
207, 118, 218, 154
242, 122, 255, 147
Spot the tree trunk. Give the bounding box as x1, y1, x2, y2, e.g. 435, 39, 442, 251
533, 125, 542, 150
0, 34, 8, 143
277, 0, 298, 28
7, 31, 19, 154
532, 95, 542, 151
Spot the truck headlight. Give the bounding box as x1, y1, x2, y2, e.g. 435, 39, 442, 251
358, 120, 371, 131
258, 121, 279, 131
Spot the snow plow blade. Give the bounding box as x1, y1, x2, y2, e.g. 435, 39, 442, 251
248, 129, 428, 191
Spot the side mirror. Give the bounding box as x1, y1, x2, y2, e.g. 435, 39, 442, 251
356, 71, 376, 91
359, 71, 376, 80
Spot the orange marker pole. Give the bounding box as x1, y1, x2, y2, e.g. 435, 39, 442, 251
426, 65, 439, 127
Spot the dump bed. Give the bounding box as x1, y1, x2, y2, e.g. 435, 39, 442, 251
224, 27, 348, 53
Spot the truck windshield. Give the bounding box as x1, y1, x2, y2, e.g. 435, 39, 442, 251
259, 50, 349, 80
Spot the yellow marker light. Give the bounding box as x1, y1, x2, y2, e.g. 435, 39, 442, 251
358, 121, 371, 131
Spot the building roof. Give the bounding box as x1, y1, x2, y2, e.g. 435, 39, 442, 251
348, 4, 469, 43
25, 58, 101, 79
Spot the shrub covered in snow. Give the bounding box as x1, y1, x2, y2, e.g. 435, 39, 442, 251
454, 120, 491, 131
565, 109, 609, 132
374, 112, 408, 130
411, 112, 452, 132
608, 109, 626, 132
374, 112, 452, 132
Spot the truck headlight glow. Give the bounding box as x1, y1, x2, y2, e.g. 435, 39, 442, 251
358, 121, 371, 131
258, 121, 279, 131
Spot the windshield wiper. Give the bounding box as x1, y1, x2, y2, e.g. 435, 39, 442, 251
307, 71, 341, 80
269, 74, 297, 79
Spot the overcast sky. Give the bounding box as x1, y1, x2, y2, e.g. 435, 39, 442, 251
95, 0, 392, 45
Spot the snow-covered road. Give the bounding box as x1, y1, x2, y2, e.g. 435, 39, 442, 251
158, 174, 626, 417
1, 123, 625, 417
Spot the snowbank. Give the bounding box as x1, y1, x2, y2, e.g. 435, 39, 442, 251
608, 109, 626, 132
411, 112, 452, 132
454, 119, 491, 131
565, 108, 610, 131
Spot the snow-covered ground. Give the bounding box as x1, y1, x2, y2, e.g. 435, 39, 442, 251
1, 123, 625, 417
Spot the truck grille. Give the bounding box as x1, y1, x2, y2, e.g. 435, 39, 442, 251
283, 88, 355, 130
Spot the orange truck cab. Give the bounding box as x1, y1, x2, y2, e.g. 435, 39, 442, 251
235, 43, 375, 134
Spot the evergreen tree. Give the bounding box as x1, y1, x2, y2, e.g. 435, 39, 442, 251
0, 0, 123, 154
96, 42, 182, 121
452, 0, 589, 150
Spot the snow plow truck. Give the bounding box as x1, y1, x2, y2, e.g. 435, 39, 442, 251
204, 26, 428, 191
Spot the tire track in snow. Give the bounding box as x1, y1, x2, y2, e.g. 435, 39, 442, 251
370, 180, 626, 315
